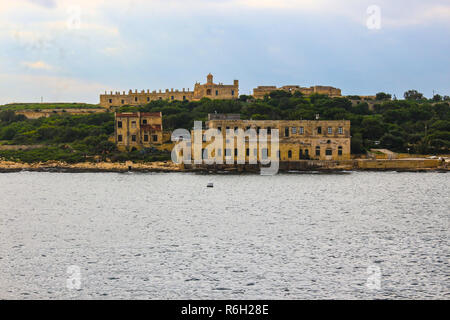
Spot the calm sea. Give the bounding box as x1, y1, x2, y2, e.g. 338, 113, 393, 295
0, 171, 448, 299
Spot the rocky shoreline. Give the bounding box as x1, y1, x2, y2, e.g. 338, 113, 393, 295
0, 160, 182, 173
0, 160, 447, 173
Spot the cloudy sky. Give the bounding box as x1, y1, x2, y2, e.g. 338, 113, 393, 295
0, 0, 449, 104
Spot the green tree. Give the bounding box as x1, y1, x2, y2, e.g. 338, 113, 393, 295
376, 92, 392, 101
404, 90, 424, 101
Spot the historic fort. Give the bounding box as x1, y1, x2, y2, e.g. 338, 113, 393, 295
109, 74, 350, 161
115, 112, 351, 162
252, 85, 341, 99
100, 73, 343, 108
200, 114, 351, 161
100, 74, 239, 108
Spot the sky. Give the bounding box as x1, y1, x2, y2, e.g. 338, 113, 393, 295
0, 0, 449, 104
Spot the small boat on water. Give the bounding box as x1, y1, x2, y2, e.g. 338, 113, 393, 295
207, 182, 214, 188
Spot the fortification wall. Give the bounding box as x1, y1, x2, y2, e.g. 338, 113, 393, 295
100, 74, 239, 108
15, 109, 107, 119
253, 85, 342, 99
356, 159, 441, 169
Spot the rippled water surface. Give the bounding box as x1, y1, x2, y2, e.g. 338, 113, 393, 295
0, 171, 448, 299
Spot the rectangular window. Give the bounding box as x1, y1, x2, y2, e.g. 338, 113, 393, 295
225, 149, 231, 156
338, 147, 343, 156
143, 119, 147, 124
147, 97, 150, 102
121, 99, 124, 104
299, 127, 304, 134
257, 127, 261, 134
131, 121, 136, 128
183, 96, 186, 101
328, 127, 332, 134
292, 127, 297, 134
315, 147, 320, 156
217, 126, 222, 133
326, 148, 332, 156
234, 148, 238, 156
231, 90, 234, 96
171, 96, 174, 100
253, 149, 257, 156
234, 126, 238, 131
262, 148, 268, 159
317, 127, 322, 134
118, 135, 123, 142
117, 121, 122, 128
217, 149, 222, 157
285, 127, 290, 137
108, 99, 112, 103
215, 90, 219, 96
144, 135, 149, 142
135, 97, 138, 102
132, 135, 136, 142
267, 127, 271, 134
338, 127, 343, 134
152, 135, 158, 142
246, 148, 249, 156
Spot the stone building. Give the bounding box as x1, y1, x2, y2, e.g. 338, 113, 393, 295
100, 74, 239, 108
253, 85, 342, 99
177, 114, 351, 163
115, 112, 163, 151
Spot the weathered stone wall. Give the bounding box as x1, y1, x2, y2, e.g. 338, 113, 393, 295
115, 112, 163, 151
253, 85, 342, 99
15, 109, 107, 119
356, 159, 441, 169
205, 119, 351, 161
172, 119, 351, 162
100, 74, 238, 108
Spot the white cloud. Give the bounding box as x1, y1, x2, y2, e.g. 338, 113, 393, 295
22, 60, 54, 70
0, 73, 107, 104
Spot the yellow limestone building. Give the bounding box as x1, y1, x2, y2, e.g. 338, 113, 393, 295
100, 74, 239, 108
253, 85, 342, 99
115, 112, 163, 151
181, 114, 351, 164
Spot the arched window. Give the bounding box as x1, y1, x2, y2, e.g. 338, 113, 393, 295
288, 150, 292, 158
326, 148, 332, 156
206, 89, 212, 95
315, 146, 320, 156
338, 146, 343, 156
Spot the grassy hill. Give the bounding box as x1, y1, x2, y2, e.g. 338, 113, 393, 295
0, 103, 101, 111
0, 91, 449, 163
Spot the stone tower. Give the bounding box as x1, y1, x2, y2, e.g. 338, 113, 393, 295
207, 73, 213, 84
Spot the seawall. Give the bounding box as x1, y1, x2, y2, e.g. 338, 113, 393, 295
0, 159, 447, 173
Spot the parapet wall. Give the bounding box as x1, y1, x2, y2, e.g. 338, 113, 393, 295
15, 109, 107, 119
253, 85, 342, 99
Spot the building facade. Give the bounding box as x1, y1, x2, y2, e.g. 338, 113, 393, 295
176, 114, 351, 163
253, 85, 342, 99
100, 74, 239, 108
115, 112, 163, 151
